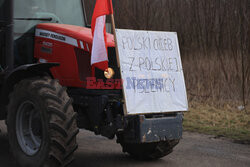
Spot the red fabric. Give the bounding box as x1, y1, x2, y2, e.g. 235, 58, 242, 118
91, 0, 113, 31
93, 61, 109, 71
91, 0, 113, 71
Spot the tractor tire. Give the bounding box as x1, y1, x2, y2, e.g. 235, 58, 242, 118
7, 77, 79, 167
118, 135, 179, 160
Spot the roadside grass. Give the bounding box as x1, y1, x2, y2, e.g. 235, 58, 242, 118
183, 102, 250, 142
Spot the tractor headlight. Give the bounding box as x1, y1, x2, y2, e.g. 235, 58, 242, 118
104, 68, 115, 79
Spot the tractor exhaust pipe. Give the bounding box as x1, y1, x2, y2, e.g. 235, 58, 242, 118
5, 0, 14, 71
1, 0, 14, 71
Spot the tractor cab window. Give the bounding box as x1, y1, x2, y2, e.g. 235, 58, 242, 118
0, 0, 4, 7
14, 0, 85, 36
13, 0, 85, 66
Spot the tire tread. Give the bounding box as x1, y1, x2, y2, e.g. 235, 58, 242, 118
7, 77, 78, 167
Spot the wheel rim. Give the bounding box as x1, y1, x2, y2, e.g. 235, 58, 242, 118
16, 101, 43, 156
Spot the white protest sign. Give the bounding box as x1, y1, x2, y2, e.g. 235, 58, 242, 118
116, 29, 188, 115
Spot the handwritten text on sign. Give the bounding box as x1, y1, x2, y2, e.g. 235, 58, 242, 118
116, 29, 188, 115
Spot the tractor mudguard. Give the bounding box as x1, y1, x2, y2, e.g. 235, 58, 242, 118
0, 63, 59, 120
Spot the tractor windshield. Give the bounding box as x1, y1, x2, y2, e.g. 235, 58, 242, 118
14, 0, 85, 37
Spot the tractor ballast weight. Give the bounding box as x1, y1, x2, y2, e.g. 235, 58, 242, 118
0, 0, 183, 166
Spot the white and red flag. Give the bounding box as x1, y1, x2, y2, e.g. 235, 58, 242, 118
91, 0, 113, 71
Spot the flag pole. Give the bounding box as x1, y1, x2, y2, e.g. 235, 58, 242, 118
110, 13, 128, 115
110, 14, 120, 68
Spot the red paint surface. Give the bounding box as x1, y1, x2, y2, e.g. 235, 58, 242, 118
34, 23, 115, 88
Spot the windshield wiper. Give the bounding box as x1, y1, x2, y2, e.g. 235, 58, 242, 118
14, 18, 53, 21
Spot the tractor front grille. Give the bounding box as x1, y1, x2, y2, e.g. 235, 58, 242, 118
74, 48, 92, 81
75, 47, 120, 82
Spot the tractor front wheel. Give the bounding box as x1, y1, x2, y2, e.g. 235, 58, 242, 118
7, 77, 78, 167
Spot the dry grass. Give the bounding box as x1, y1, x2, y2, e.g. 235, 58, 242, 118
183, 52, 249, 104
182, 51, 249, 142
183, 101, 250, 141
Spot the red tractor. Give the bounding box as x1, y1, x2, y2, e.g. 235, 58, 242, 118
0, 0, 183, 166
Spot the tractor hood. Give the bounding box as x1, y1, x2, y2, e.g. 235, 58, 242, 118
36, 23, 115, 47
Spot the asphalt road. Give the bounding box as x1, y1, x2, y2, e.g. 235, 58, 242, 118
1, 121, 250, 167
